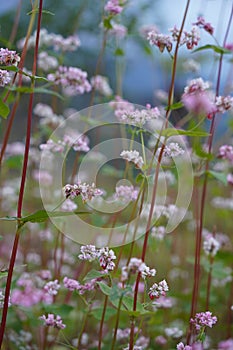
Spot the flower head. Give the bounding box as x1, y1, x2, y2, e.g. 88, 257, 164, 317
148, 279, 169, 300
190, 311, 217, 331
120, 150, 144, 168
39, 313, 66, 329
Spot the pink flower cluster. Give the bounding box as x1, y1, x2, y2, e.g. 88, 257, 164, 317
148, 279, 169, 300
182, 78, 215, 117
115, 185, 139, 201
193, 16, 214, 35
47, 66, 91, 96
90, 75, 112, 96
63, 276, 98, 294
40, 132, 90, 153
0, 69, 11, 87
44, 280, 60, 296
148, 24, 200, 52
190, 311, 217, 331
39, 313, 66, 329
63, 182, 103, 202
121, 257, 156, 282
0, 47, 20, 66
78, 245, 116, 271
104, 0, 126, 15
18, 28, 80, 52
218, 145, 233, 162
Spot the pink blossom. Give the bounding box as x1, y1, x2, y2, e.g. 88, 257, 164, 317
148, 279, 169, 300
98, 247, 116, 271
218, 145, 233, 162
193, 16, 214, 35
39, 313, 66, 329
182, 91, 216, 118
63, 277, 80, 291
120, 150, 144, 168
190, 311, 217, 331
47, 66, 91, 96
0, 47, 20, 66
0, 69, 11, 87
44, 280, 60, 296
148, 31, 172, 52
227, 173, 233, 185
218, 338, 233, 349
177, 342, 192, 350
104, 0, 123, 15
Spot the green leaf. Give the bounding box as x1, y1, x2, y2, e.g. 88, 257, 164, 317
122, 295, 148, 315
0, 271, 8, 279
8, 86, 64, 100
0, 209, 90, 225
193, 44, 232, 55
5, 155, 23, 169
165, 101, 183, 111
91, 307, 116, 321
103, 18, 113, 30
97, 282, 112, 296
160, 128, 210, 138
115, 48, 124, 56
0, 65, 18, 72
84, 270, 108, 281
0, 99, 10, 119
207, 170, 227, 185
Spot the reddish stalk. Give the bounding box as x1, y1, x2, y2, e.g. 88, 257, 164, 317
187, 3, 233, 343
128, 1, 191, 348
0, 1, 43, 346
0, 5, 37, 165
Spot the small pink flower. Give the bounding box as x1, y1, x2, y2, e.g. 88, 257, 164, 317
40, 313, 66, 329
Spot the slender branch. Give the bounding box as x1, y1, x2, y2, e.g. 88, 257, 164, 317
0, 1, 43, 346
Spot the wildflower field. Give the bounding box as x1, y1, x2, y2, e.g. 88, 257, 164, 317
0, 0, 233, 349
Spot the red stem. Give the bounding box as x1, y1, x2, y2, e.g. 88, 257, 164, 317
187, 3, 233, 344
128, 1, 191, 348
0, 1, 43, 346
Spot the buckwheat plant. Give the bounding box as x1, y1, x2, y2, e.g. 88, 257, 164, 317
0, 0, 233, 349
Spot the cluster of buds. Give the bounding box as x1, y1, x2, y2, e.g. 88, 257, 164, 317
120, 150, 144, 169
63, 182, 103, 202
148, 280, 169, 300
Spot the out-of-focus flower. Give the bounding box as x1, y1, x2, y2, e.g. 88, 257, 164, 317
190, 311, 217, 331
115, 185, 139, 201
215, 95, 233, 113
90, 75, 112, 96
78, 245, 99, 261
39, 313, 66, 329
148, 31, 172, 52
193, 16, 214, 35
218, 338, 233, 350
63, 182, 103, 202
18, 28, 80, 52
104, 0, 126, 15
203, 235, 220, 256
44, 280, 60, 296
0, 69, 11, 87
177, 342, 192, 350
182, 78, 216, 117
120, 150, 144, 168
47, 66, 91, 96
218, 145, 233, 162
63, 277, 80, 291
38, 51, 59, 71
109, 23, 128, 39
0, 47, 20, 66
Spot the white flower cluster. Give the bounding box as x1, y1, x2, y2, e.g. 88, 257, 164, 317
91, 75, 112, 96
120, 150, 144, 168
63, 182, 103, 202
115, 185, 139, 202
121, 257, 156, 282
17, 28, 80, 51
78, 245, 116, 271
157, 142, 185, 158
148, 279, 169, 300
38, 51, 59, 72
34, 103, 64, 128
203, 235, 221, 257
